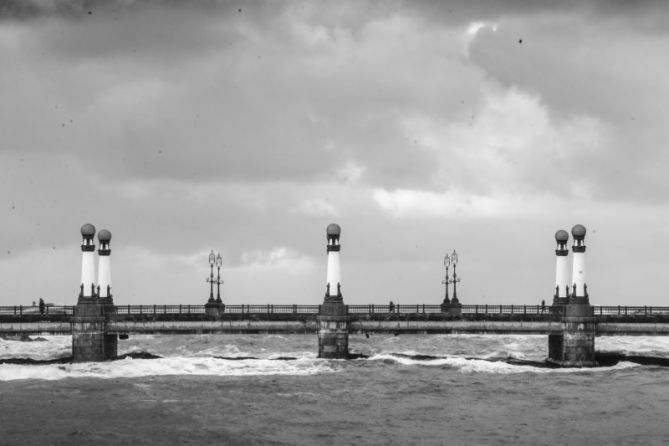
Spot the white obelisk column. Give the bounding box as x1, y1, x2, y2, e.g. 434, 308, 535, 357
80, 223, 97, 298
97, 229, 112, 300
554, 230, 570, 303
571, 224, 587, 301
325, 223, 342, 300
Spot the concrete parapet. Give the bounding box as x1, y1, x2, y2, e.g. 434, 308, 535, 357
351, 319, 558, 334
107, 319, 317, 334
0, 322, 72, 335
597, 323, 669, 335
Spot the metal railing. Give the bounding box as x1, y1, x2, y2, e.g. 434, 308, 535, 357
348, 304, 443, 314
463, 304, 548, 315
115, 304, 206, 315
0, 305, 75, 315
593, 306, 669, 316
224, 304, 319, 314
2, 304, 669, 317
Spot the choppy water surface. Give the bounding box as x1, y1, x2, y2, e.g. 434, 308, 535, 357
1, 334, 669, 445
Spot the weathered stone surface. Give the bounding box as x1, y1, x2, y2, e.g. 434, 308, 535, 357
205, 301, 225, 319
547, 303, 597, 367
440, 301, 463, 315
317, 301, 349, 358
72, 297, 117, 362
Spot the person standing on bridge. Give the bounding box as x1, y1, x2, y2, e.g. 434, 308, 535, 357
39, 298, 45, 315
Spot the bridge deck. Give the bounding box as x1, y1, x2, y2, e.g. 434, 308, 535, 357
3, 303, 667, 317
2, 304, 669, 335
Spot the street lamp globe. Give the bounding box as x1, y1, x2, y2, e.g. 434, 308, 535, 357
209, 250, 215, 266
216, 253, 223, 268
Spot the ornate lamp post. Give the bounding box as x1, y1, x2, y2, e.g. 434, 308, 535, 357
441, 254, 451, 304
206, 250, 215, 303
215, 253, 223, 304
451, 250, 461, 304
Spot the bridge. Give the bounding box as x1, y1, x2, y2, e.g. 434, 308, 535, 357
2, 222, 667, 367
3, 303, 669, 336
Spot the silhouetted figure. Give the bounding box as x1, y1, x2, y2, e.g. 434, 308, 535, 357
541, 299, 546, 314
389, 301, 395, 313
38, 298, 45, 315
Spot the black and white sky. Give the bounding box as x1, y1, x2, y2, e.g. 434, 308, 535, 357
1, 0, 668, 306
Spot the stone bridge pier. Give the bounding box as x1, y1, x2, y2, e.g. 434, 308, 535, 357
548, 302, 596, 367
72, 297, 117, 362
317, 300, 350, 359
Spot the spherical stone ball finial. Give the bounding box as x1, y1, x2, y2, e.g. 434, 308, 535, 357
81, 223, 96, 239
98, 229, 112, 243
555, 229, 569, 243
571, 224, 586, 240
326, 223, 341, 237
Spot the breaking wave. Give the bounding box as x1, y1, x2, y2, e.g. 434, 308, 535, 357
2, 334, 669, 381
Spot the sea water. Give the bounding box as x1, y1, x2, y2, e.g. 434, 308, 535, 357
1, 334, 668, 445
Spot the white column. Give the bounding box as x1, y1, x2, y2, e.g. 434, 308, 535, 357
80, 223, 97, 297
97, 255, 111, 295
97, 254, 112, 298
571, 224, 587, 299
554, 230, 570, 299
81, 251, 96, 296
572, 251, 586, 297
556, 255, 570, 298
326, 251, 341, 296
97, 229, 112, 298
325, 223, 342, 299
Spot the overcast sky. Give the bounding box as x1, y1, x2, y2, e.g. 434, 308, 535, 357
1, 0, 668, 307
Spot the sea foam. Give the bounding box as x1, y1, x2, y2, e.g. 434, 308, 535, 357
0, 355, 335, 381
366, 353, 641, 374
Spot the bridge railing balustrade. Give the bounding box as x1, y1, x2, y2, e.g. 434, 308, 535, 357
593, 306, 669, 316
0, 305, 75, 316
461, 305, 545, 315
115, 305, 207, 315
5, 304, 669, 318
106, 304, 669, 316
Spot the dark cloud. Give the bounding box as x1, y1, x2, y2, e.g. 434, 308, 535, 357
0, 0, 249, 21
0, 1, 466, 188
